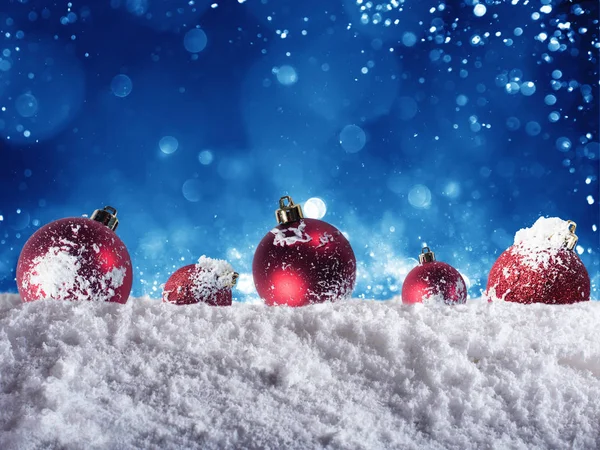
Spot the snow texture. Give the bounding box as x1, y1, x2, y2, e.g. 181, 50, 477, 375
1, 294, 599, 449
194, 255, 237, 291
24, 243, 126, 302
513, 217, 576, 270
163, 256, 237, 305
271, 220, 313, 247
514, 217, 574, 249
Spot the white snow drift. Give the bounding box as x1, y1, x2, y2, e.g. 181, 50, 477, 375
1, 294, 599, 449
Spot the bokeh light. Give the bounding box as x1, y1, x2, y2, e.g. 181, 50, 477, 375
275, 65, 298, 86
15, 93, 38, 118
0, 38, 85, 144
408, 185, 432, 209
159, 136, 179, 155
198, 150, 214, 165
184, 28, 208, 53
0, 0, 596, 302
473, 4, 487, 17
304, 198, 327, 220
111, 74, 133, 98
182, 179, 202, 202
402, 32, 417, 47
339, 124, 367, 153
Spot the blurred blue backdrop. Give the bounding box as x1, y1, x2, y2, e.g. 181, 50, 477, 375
0, 0, 598, 300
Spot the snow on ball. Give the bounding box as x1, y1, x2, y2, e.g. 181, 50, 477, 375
163, 256, 237, 306
253, 198, 356, 307
486, 217, 590, 304
16, 216, 133, 303
184, 28, 208, 53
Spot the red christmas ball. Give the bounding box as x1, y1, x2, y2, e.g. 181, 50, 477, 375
16, 206, 133, 303
252, 196, 356, 307
486, 218, 590, 304
163, 256, 237, 306
402, 248, 467, 304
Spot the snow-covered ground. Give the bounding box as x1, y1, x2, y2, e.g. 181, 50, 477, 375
1, 294, 599, 449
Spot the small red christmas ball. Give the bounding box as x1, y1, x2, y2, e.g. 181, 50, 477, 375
486, 218, 590, 304
252, 196, 356, 307
16, 206, 133, 303
163, 256, 238, 306
402, 247, 467, 304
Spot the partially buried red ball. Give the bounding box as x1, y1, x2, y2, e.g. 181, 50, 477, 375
485, 217, 590, 304
16, 207, 133, 303
252, 196, 356, 307
163, 256, 237, 306
486, 246, 589, 304
402, 247, 467, 305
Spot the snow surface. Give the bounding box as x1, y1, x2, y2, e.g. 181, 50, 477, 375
1, 294, 599, 449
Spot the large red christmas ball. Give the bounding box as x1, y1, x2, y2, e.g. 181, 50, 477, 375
486, 217, 590, 304
402, 248, 467, 304
163, 256, 237, 306
253, 197, 356, 307
16, 207, 133, 303
486, 246, 590, 304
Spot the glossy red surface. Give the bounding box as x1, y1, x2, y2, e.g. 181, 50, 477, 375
402, 261, 467, 305
163, 264, 233, 306
253, 218, 356, 307
16, 217, 133, 303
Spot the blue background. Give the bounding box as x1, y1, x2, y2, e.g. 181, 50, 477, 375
0, 0, 598, 300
